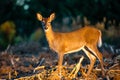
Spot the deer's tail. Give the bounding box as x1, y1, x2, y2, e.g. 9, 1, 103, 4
98, 30, 102, 47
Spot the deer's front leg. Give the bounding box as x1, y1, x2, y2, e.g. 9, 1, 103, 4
58, 53, 64, 77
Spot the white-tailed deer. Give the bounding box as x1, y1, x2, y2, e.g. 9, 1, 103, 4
37, 13, 105, 77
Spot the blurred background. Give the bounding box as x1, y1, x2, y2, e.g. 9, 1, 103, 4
0, 0, 120, 51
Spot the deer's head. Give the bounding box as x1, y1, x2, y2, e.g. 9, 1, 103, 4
37, 13, 55, 31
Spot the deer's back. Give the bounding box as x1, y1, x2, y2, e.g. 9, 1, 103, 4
56, 26, 100, 42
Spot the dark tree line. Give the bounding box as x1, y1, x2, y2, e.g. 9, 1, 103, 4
0, 0, 120, 26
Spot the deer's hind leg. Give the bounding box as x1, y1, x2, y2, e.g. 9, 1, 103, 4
82, 47, 96, 77
86, 45, 105, 76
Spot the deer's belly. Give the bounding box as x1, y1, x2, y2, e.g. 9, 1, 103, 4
64, 45, 85, 54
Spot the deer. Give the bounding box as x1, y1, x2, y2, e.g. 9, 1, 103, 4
37, 13, 105, 78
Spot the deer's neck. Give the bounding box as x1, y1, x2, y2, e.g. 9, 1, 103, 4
45, 25, 55, 44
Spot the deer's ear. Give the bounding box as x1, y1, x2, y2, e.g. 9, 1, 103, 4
37, 13, 43, 21
49, 13, 55, 22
